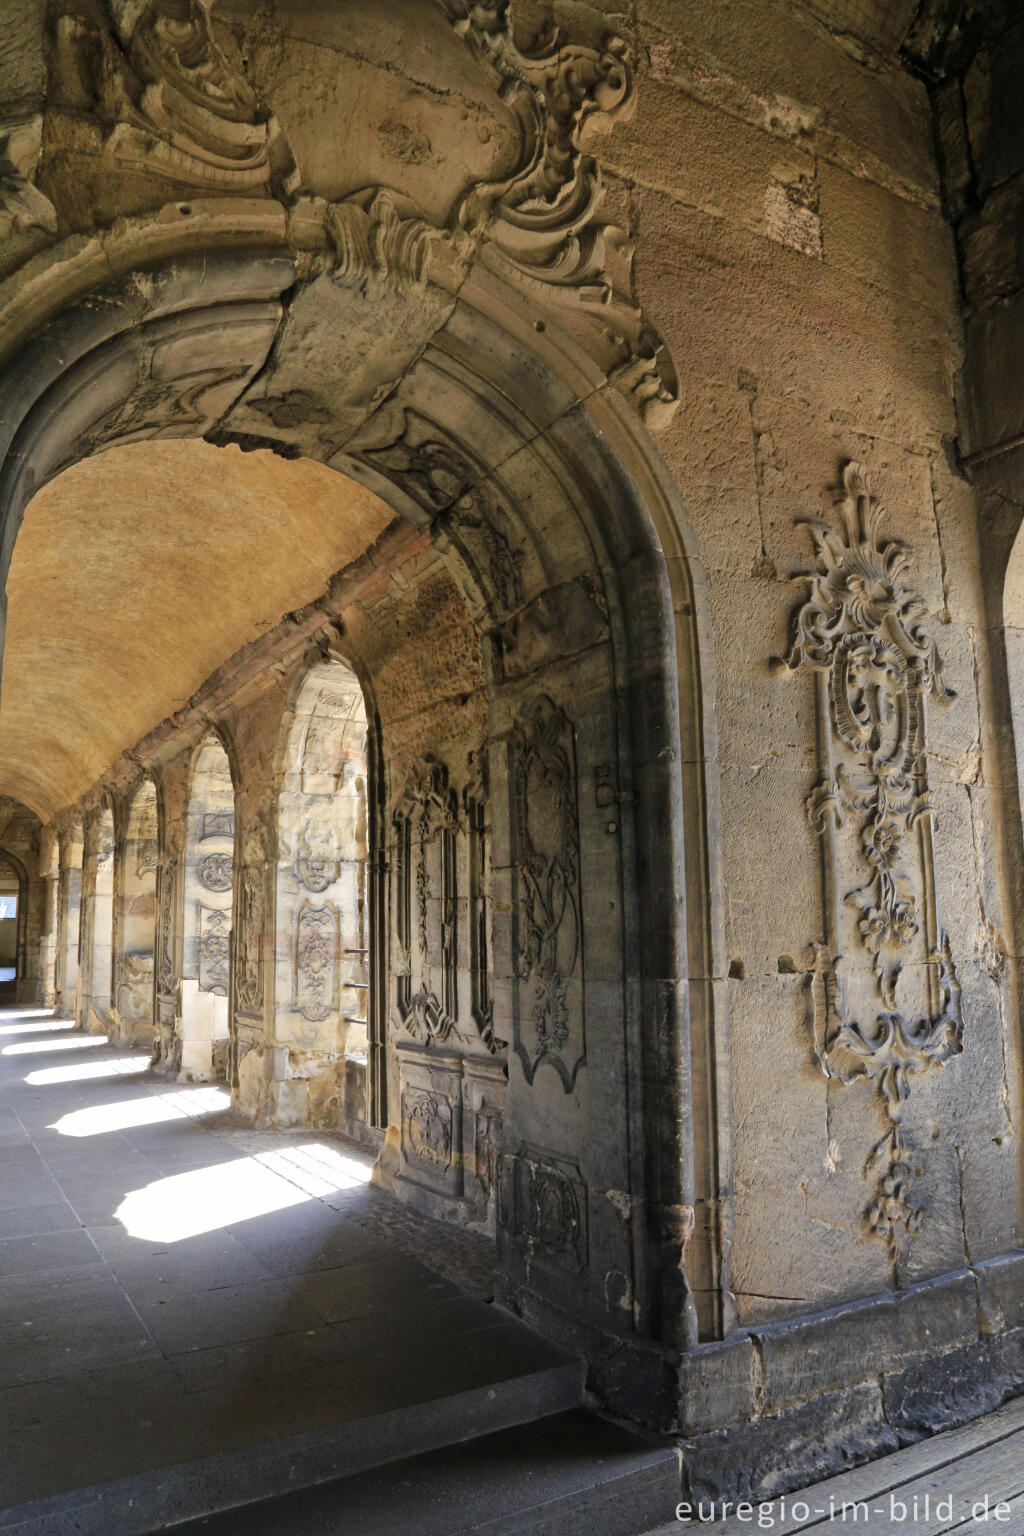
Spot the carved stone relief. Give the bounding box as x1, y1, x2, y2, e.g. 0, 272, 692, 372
500, 1145, 588, 1273
444, 2, 676, 424
156, 862, 176, 996
509, 695, 585, 1089
464, 753, 503, 1055
234, 863, 263, 1014
197, 902, 229, 996
201, 810, 234, 840
393, 759, 459, 1047
777, 463, 964, 1270
293, 900, 340, 1023
349, 410, 526, 617
198, 851, 232, 892
65, 0, 296, 197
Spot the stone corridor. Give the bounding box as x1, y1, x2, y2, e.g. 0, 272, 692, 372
0, 1006, 588, 1532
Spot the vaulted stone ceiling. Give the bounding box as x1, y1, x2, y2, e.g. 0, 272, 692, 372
0, 441, 396, 819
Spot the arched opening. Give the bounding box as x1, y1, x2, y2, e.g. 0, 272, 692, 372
80, 806, 115, 1032
265, 657, 376, 1137
0, 854, 24, 998
181, 734, 235, 1081
0, 239, 722, 1405
56, 823, 83, 1016
115, 781, 158, 1046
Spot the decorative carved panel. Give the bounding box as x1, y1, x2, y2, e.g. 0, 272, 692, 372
777, 463, 964, 1269
156, 862, 176, 997
234, 865, 263, 1014
403, 1089, 453, 1169
198, 851, 232, 892
509, 696, 585, 1089
392, 759, 459, 1047
293, 900, 340, 1023
197, 903, 229, 996
464, 753, 503, 1054
500, 1145, 588, 1273
201, 810, 234, 841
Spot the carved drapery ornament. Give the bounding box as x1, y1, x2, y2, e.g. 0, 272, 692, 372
509, 695, 585, 1089
777, 463, 964, 1270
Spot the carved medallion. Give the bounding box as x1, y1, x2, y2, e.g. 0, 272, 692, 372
199, 852, 232, 892
777, 463, 963, 1270
509, 696, 585, 1089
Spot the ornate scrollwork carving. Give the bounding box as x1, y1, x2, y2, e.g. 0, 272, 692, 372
100, 0, 295, 194
443, 1, 677, 426
779, 463, 963, 1271
509, 695, 585, 1089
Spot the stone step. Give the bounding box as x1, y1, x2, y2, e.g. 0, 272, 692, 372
0, 1356, 586, 1536
170, 1409, 680, 1536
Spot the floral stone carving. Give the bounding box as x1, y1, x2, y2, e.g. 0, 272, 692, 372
777, 463, 964, 1270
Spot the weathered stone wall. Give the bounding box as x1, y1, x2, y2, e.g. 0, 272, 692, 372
600, 1, 1017, 1329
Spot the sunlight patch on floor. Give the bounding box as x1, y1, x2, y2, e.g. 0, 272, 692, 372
26, 1056, 148, 1086
116, 1142, 372, 1242
4, 1034, 107, 1056
0, 1018, 76, 1036
49, 1086, 231, 1138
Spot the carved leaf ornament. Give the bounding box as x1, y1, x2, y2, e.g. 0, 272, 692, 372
778, 464, 964, 1266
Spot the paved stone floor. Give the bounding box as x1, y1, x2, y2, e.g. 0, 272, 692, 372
0, 1006, 567, 1519
649, 1392, 1024, 1534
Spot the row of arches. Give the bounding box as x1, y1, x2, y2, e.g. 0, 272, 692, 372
46, 658, 375, 1130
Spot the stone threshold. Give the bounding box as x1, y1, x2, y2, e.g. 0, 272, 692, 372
0, 1358, 585, 1536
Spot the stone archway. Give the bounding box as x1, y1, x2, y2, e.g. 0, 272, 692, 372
0, 251, 725, 1417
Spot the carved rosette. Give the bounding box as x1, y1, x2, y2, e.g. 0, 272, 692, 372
778, 463, 963, 1270
509, 695, 585, 1089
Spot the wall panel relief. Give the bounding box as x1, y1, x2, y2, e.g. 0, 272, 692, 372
393, 759, 459, 1047
293, 900, 340, 1023
777, 464, 964, 1273
509, 696, 585, 1089
197, 902, 230, 996
500, 1145, 588, 1274
235, 862, 264, 1015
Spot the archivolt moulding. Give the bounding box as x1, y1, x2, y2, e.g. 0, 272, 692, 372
776, 463, 964, 1274
9, 0, 677, 427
